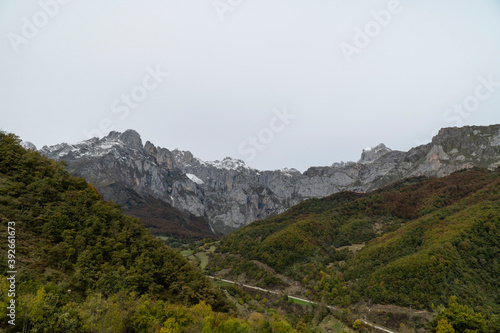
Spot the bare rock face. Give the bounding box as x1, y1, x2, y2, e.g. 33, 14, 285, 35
40, 124, 500, 235
358, 143, 391, 164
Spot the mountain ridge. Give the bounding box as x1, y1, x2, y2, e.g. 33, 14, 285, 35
39, 124, 500, 235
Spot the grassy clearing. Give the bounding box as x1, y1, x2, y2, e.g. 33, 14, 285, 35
155, 235, 169, 242
196, 253, 209, 269
318, 317, 352, 332
211, 279, 232, 288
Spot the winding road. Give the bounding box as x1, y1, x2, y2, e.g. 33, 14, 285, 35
208, 276, 395, 333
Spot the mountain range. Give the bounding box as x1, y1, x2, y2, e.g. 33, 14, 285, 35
5, 124, 500, 332
37, 124, 500, 236
212, 167, 500, 331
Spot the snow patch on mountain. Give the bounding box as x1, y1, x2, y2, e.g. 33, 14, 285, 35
186, 173, 204, 185
40, 135, 134, 161
207, 157, 250, 171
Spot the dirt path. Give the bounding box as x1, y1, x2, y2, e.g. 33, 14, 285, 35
207, 276, 396, 333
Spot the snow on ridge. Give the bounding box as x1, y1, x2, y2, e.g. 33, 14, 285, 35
172, 149, 186, 155
362, 143, 391, 153
366, 144, 391, 153
280, 167, 299, 173
206, 157, 250, 171
358, 143, 392, 165
44, 142, 70, 152
40, 142, 77, 157
279, 167, 300, 177
97, 140, 123, 151
44, 137, 127, 159
195, 158, 207, 166
186, 173, 204, 185
331, 161, 356, 167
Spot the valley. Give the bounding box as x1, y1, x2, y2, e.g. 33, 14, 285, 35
175, 166, 500, 332
3, 1, 499, 331
1, 126, 499, 332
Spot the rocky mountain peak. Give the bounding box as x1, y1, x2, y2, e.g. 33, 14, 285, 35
171, 149, 197, 167
118, 129, 143, 150
21, 141, 37, 150
39, 124, 500, 235
104, 129, 143, 150
358, 143, 392, 164
144, 141, 157, 155
279, 167, 301, 175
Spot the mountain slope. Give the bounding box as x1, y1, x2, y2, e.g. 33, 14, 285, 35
100, 182, 215, 239
0, 132, 231, 330
217, 168, 500, 313
39, 125, 500, 235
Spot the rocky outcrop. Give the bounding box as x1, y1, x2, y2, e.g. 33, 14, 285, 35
358, 143, 391, 164
40, 125, 500, 235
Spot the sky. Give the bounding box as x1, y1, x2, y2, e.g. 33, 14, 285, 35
1, 0, 500, 172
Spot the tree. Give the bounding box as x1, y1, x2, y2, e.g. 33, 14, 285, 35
431, 296, 486, 332
353, 319, 362, 330
435, 319, 455, 333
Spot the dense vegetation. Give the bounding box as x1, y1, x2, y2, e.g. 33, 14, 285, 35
0, 133, 320, 332
207, 253, 285, 289
0, 132, 229, 298
2, 130, 499, 332
218, 168, 500, 330
1, 132, 359, 332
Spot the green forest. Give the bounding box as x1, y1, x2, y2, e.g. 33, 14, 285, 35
0, 132, 319, 332
217, 168, 500, 331
1, 131, 499, 332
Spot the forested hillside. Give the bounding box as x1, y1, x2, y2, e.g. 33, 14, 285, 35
1, 130, 499, 332
0, 133, 243, 332
0, 132, 369, 332
218, 168, 500, 329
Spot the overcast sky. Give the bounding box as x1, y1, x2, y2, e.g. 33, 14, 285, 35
1, 0, 500, 171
